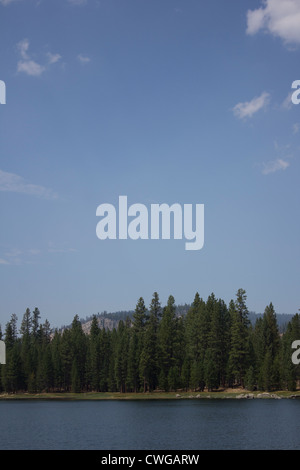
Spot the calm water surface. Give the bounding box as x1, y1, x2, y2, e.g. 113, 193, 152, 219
1, 399, 300, 450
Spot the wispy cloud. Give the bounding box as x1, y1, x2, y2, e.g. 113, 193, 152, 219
47, 52, 62, 65
77, 54, 91, 64
3, 248, 23, 265
18, 38, 30, 60
48, 247, 78, 253
246, 0, 300, 46
68, 0, 87, 5
293, 123, 300, 134
262, 158, 290, 175
233, 91, 270, 119
282, 91, 293, 110
47, 241, 77, 254
2, 0, 87, 4
28, 248, 41, 256
17, 60, 46, 77
16, 38, 61, 77
0, 0, 19, 5
0, 245, 77, 267
0, 169, 58, 200
5, 248, 23, 258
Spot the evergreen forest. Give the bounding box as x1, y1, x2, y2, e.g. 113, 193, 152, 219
1, 289, 300, 394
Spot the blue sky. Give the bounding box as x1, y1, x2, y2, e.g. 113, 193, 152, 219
0, 0, 300, 328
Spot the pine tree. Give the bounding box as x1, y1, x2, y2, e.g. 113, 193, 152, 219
206, 294, 223, 389
20, 308, 33, 390
60, 329, 73, 391
5, 314, 18, 350
107, 328, 117, 392
30, 308, 41, 378
115, 320, 130, 393
99, 328, 110, 392
132, 297, 148, 332
70, 315, 87, 391
127, 297, 148, 392
228, 289, 250, 387
20, 308, 32, 337
71, 359, 80, 393
245, 365, 255, 391
185, 293, 206, 366
36, 345, 54, 392
157, 295, 177, 391
51, 330, 63, 391
32, 308, 41, 340
127, 329, 139, 392
2, 315, 22, 392
168, 365, 180, 391
261, 303, 281, 390
4, 342, 22, 392
180, 357, 190, 392
139, 294, 162, 392
172, 316, 186, 388
190, 359, 204, 391
88, 315, 101, 391
204, 348, 219, 391
254, 303, 281, 391
149, 292, 162, 322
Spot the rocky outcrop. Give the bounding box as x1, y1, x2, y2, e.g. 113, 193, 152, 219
236, 393, 254, 399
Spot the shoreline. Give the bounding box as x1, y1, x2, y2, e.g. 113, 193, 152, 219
1, 390, 300, 400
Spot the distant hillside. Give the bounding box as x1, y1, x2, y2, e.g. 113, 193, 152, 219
61, 306, 293, 335
248, 312, 293, 333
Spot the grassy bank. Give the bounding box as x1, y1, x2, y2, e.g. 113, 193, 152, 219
1, 390, 300, 400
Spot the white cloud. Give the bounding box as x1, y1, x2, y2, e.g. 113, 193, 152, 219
0, 169, 58, 200
17, 59, 46, 76
233, 91, 270, 119
246, 0, 300, 45
293, 123, 300, 134
47, 52, 62, 65
77, 54, 91, 64
17, 38, 30, 60
282, 91, 294, 109
246, 7, 266, 35
262, 158, 290, 175
16, 39, 61, 76
0, 258, 9, 265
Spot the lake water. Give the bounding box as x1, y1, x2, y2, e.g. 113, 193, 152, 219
1, 399, 300, 450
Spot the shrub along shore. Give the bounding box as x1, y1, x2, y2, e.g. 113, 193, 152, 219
1, 390, 300, 400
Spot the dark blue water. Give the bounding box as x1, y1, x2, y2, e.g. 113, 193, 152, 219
1, 399, 300, 450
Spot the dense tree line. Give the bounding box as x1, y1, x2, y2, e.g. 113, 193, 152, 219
1, 289, 300, 394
